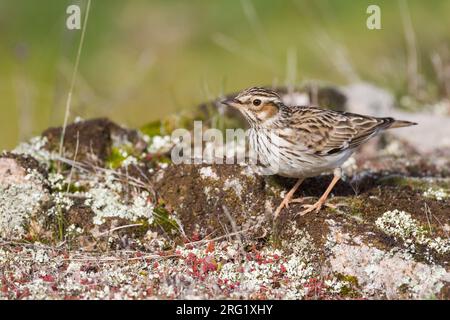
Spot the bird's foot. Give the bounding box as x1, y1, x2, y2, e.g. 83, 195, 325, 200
295, 198, 334, 216
296, 199, 349, 216
298, 202, 324, 215
273, 178, 304, 219
274, 197, 326, 218
274, 196, 292, 219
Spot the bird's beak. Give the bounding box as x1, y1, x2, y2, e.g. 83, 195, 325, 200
221, 98, 241, 108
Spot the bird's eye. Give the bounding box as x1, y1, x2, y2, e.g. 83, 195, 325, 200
252, 99, 261, 106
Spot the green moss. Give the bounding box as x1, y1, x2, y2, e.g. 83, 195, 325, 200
140, 120, 165, 138
335, 273, 360, 298
140, 113, 195, 138
151, 206, 181, 235
65, 183, 85, 193
378, 175, 426, 189
140, 108, 245, 141
51, 183, 85, 193
156, 155, 171, 164
105, 147, 128, 169
105, 146, 140, 169
337, 273, 359, 286
342, 197, 364, 218
131, 217, 152, 238
398, 283, 410, 295
47, 160, 59, 173
377, 175, 450, 192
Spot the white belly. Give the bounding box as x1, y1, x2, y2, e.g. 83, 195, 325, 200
275, 149, 353, 178
248, 129, 353, 178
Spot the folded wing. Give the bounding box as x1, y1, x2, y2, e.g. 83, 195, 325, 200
289, 107, 415, 156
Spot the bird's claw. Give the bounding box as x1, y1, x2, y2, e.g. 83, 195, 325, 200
295, 199, 337, 216
274, 197, 290, 218
274, 196, 314, 218
297, 203, 323, 216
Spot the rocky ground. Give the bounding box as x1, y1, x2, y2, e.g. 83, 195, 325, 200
0, 84, 449, 299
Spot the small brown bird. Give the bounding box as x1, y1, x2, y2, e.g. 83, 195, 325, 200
222, 87, 417, 218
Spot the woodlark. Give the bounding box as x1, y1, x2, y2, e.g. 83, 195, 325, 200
222, 87, 417, 218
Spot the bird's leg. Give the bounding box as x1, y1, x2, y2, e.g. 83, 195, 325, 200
274, 178, 304, 219
298, 168, 342, 216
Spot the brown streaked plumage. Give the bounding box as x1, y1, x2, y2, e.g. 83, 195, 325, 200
222, 87, 417, 218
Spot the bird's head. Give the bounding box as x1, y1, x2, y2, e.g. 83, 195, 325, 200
221, 87, 283, 126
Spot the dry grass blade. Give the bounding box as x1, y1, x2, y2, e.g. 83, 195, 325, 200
58, 0, 92, 165
51, 154, 157, 199
97, 223, 144, 238
65, 131, 80, 193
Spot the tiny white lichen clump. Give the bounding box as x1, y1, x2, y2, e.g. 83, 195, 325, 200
199, 166, 219, 181
0, 168, 49, 239
84, 173, 154, 225
121, 156, 138, 168
51, 192, 74, 212
375, 210, 425, 239
45, 172, 76, 218
324, 278, 348, 294
422, 187, 448, 201
223, 178, 243, 198
375, 210, 450, 255
66, 224, 83, 235
147, 135, 172, 154
240, 165, 256, 179
12, 136, 51, 167
47, 173, 65, 191
32, 248, 50, 264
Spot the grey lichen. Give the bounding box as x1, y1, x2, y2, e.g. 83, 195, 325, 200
375, 210, 450, 255
0, 166, 49, 239
422, 187, 449, 201
84, 172, 154, 225
12, 136, 52, 168
326, 219, 450, 299
199, 166, 219, 181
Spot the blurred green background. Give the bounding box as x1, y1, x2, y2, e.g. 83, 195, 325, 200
0, 0, 449, 149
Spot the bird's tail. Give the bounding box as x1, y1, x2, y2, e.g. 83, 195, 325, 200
387, 119, 417, 129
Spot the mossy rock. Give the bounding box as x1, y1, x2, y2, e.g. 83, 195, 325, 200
42, 118, 146, 167
152, 163, 273, 240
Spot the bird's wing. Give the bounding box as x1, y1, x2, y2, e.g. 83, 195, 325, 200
289, 107, 394, 156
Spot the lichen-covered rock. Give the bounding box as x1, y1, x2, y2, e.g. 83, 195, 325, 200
0, 153, 50, 240
324, 219, 449, 299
